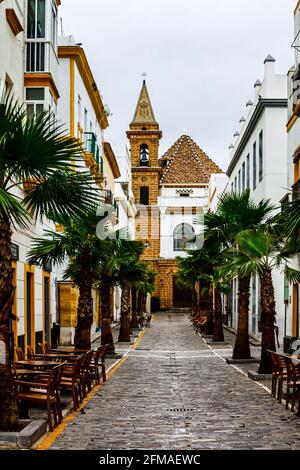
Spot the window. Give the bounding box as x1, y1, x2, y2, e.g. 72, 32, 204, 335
173, 224, 195, 252
231, 182, 234, 194
27, 0, 46, 39
84, 108, 88, 132
140, 144, 149, 166
180, 193, 190, 198
26, 87, 45, 100
253, 141, 257, 190
242, 162, 245, 192
2, 75, 13, 102
140, 187, 149, 205
26, 87, 45, 117
238, 169, 241, 193
78, 95, 82, 124
246, 154, 250, 189
234, 176, 237, 194
51, 1, 58, 45
259, 131, 263, 182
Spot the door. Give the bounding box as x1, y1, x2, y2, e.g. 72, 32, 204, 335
293, 284, 299, 338
173, 277, 192, 309
44, 275, 50, 342
26, 272, 34, 349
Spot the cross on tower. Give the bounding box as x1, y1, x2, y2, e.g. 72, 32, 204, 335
142, 72, 147, 84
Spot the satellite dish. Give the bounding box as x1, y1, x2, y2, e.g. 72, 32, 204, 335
104, 104, 111, 116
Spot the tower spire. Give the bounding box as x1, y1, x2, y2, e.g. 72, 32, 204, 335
131, 80, 157, 124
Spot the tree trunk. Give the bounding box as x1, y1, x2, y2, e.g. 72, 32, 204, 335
74, 253, 93, 350
137, 290, 144, 325
213, 288, 224, 342
192, 283, 198, 316
100, 282, 115, 353
233, 275, 251, 360
258, 268, 277, 374
206, 290, 214, 336
0, 216, 19, 431
131, 287, 139, 329
118, 282, 131, 342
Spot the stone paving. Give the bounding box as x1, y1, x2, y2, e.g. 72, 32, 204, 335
50, 312, 300, 450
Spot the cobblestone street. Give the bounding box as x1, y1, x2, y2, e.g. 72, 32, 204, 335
50, 313, 300, 450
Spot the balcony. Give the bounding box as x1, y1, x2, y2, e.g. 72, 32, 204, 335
292, 64, 300, 117
292, 179, 300, 201
83, 132, 103, 175
25, 40, 59, 84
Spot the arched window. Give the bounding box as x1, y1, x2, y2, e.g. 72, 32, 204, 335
140, 144, 149, 166
173, 224, 195, 252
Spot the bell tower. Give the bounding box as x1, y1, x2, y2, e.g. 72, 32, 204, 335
127, 81, 162, 259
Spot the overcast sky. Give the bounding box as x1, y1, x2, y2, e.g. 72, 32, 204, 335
60, 0, 296, 171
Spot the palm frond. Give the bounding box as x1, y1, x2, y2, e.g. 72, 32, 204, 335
23, 171, 100, 220
0, 188, 29, 229
284, 265, 300, 284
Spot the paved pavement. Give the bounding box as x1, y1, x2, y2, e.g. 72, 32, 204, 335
50, 312, 300, 450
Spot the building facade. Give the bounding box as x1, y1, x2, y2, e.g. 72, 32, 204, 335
225, 55, 288, 342
128, 81, 223, 310
286, 0, 300, 341
0, 0, 62, 353
0, 0, 122, 349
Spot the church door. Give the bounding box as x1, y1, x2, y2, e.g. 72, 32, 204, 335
172, 277, 192, 309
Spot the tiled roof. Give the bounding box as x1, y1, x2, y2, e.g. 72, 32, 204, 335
159, 135, 223, 185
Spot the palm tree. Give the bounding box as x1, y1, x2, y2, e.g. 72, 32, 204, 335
114, 240, 146, 342
0, 101, 97, 431
204, 190, 274, 359
96, 245, 119, 354
203, 266, 230, 343
28, 209, 106, 350
135, 268, 156, 327
229, 225, 300, 373
176, 255, 200, 317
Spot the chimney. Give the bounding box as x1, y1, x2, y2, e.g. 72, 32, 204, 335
264, 54, 275, 79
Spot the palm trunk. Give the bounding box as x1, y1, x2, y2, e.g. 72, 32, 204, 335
0, 216, 19, 430
118, 282, 131, 342
137, 290, 144, 325
131, 287, 139, 329
258, 268, 277, 374
192, 283, 197, 316
74, 253, 93, 350
206, 289, 214, 336
100, 282, 115, 353
213, 288, 224, 342
233, 275, 251, 360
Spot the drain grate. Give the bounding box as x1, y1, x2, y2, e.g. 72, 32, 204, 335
168, 408, 195, 413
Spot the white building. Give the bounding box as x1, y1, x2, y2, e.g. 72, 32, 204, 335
208, 173, 229, 213
0, 0, 25, 100
1, 1, 121, 350
286, 1, 300, 341
225, 55, 288, 342
0, 0, 62, 353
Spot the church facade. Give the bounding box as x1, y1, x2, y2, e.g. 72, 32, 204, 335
127, 81, 222, 310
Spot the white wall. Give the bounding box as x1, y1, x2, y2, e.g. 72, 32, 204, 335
0, 0, 25, 100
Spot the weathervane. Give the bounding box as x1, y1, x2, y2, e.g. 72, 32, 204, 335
142, 72, 147, 83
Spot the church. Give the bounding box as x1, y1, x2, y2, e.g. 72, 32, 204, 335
127, 81, 223, 310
